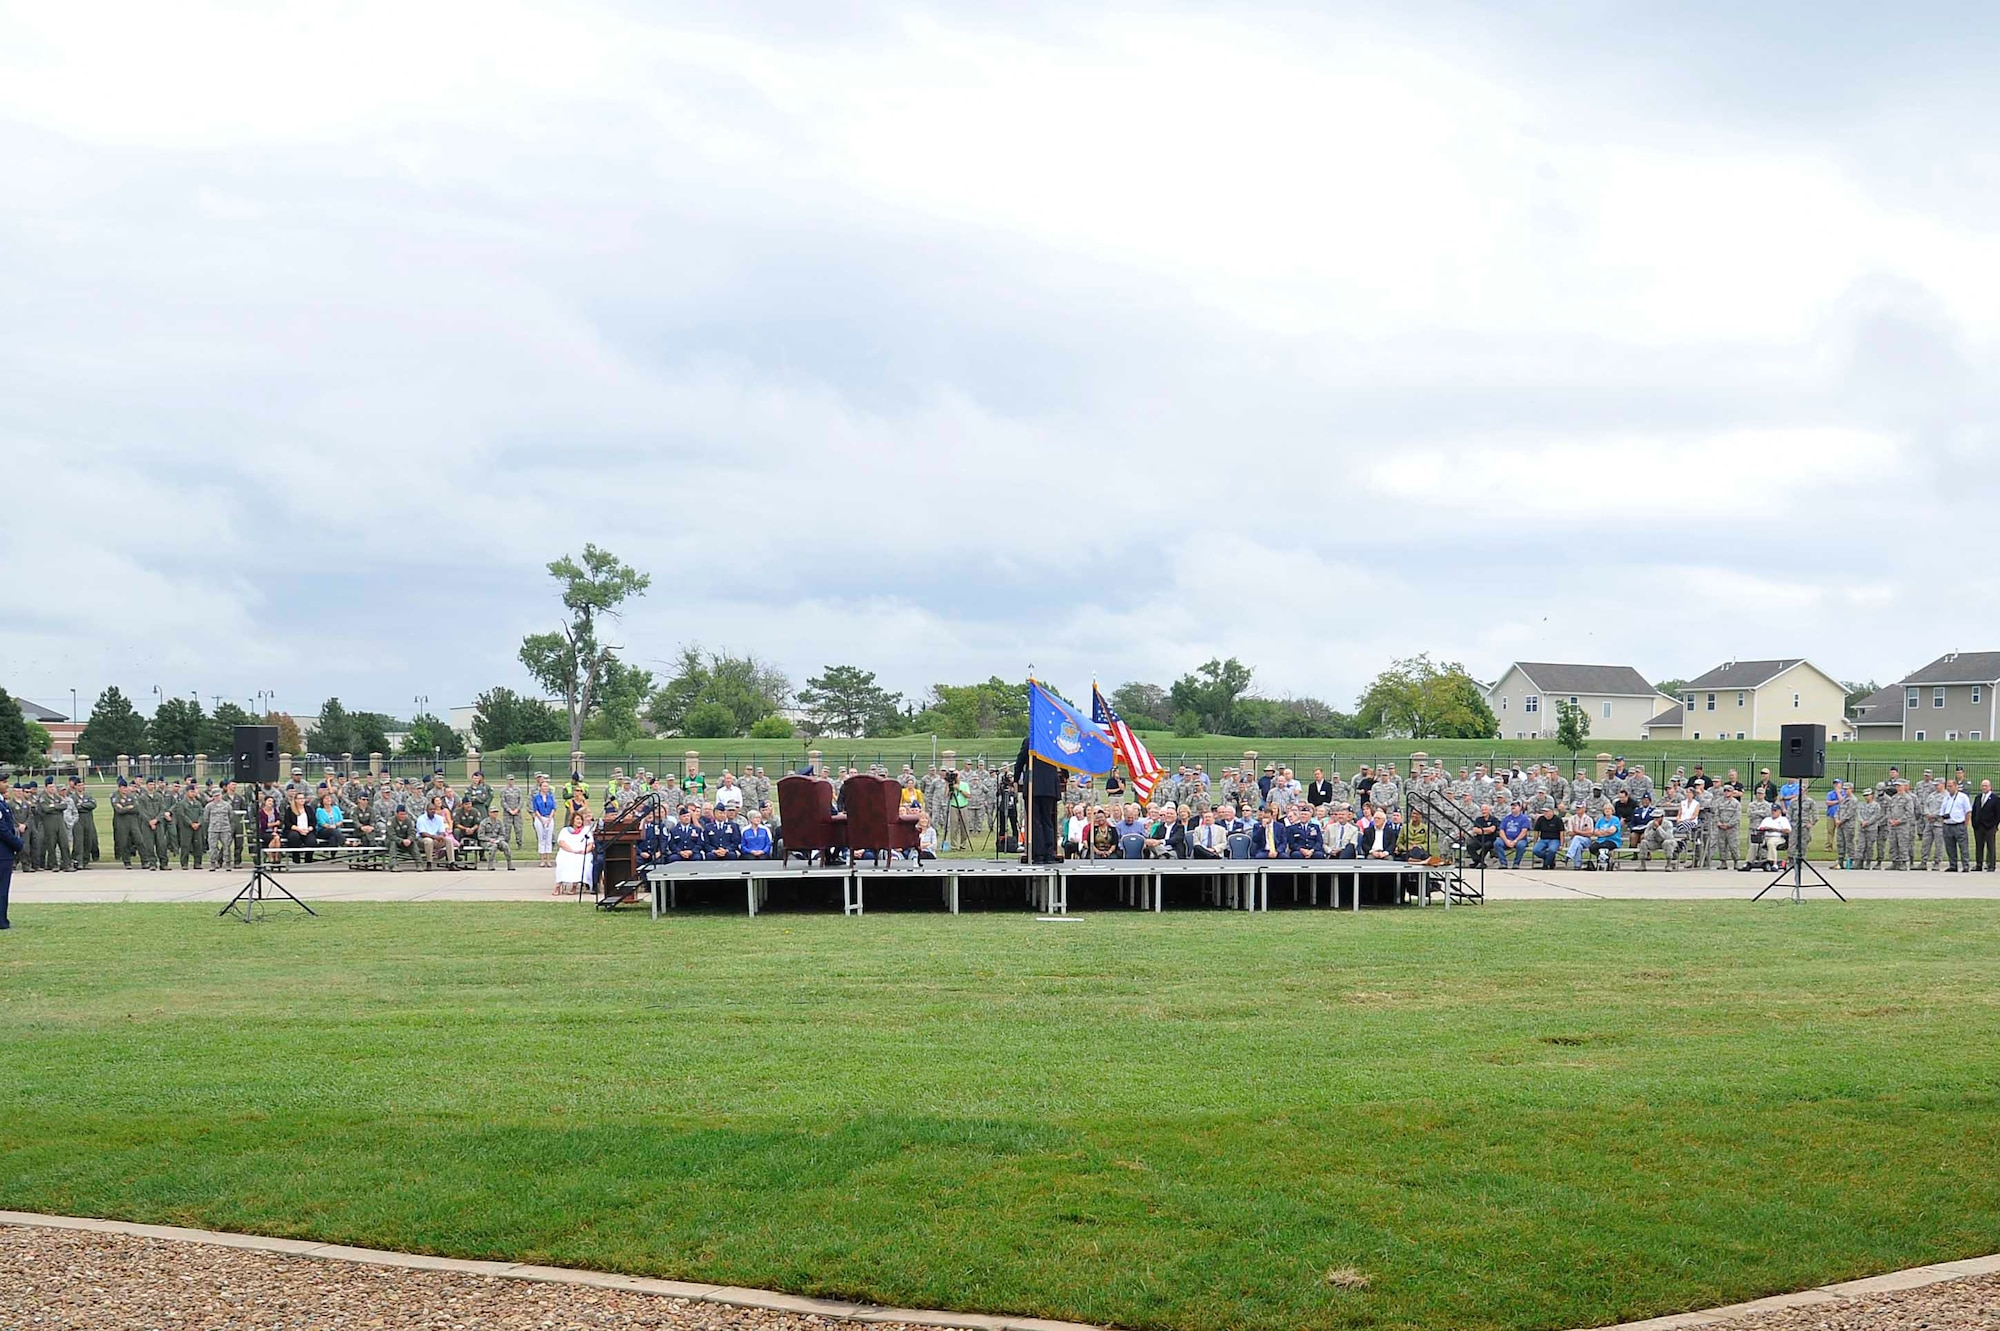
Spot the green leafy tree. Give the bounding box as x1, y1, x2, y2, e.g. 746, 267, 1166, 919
749, 714, 796, 739
1654, 678, 1689, 701
683, 700, 738, 738
1554, 697, 1591, 758
199, 702, 255, 756
79, 686, 148, 759
583, 658, 654, 746
1840, 679, 1880, 719
473, 687, 564, 749
1353, 655, 1498, 739
1108, 682, 1173, 729
519, 545, 651, 754
797, 665, 903, 738
403, 713, 465, 762
350, 712, 395, 757
646, 646, 789, 736
1169, 658, 1255, 734
150, 697, 205, 755
907, 677, 1030, 736
23, 721, 51, 762
306, 697, 353, 756
0, 688, 36, 765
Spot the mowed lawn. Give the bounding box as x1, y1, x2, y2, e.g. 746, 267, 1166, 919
4, 904, 2000, 1331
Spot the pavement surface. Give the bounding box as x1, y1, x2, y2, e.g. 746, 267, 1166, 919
10, 860, 2000, 904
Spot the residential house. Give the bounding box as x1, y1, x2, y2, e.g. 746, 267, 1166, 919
1871, 652, 2000, 742
1485, 663, 1667, 741
1656, 660, 1848, 742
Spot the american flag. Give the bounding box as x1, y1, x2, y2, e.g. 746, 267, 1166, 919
1092, 683, 1163, 803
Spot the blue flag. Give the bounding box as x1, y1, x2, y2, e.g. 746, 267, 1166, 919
1027, 680, 1115, 776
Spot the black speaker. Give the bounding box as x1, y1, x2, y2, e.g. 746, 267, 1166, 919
233, 725, 280, 784
1779, 723, 1825, 780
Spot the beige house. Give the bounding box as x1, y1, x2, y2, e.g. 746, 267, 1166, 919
1643, 659, 1848, 742
1486, 663, 1665, 741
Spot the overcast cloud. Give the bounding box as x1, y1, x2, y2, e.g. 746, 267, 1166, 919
3, 0, 1995, 720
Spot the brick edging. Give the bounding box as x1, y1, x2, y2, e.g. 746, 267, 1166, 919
0, 1211, 1103, 1331
6, 1210, 1998, 1331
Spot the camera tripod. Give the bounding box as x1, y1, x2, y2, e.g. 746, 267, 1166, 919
220, 860, 319, 922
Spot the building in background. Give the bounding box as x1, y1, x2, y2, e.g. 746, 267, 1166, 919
1645, 660, 1849, 742
18, 698, 79, 758
1862, 652, 2000, 743
1485, 663, 1668, 741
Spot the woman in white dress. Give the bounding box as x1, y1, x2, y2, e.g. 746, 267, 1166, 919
553, 809, 593, 897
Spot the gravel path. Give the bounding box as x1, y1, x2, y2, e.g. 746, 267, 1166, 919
7, 1221, 1999, 1331
0, 1226, 966, 1331
1700, 1272, 2000, 1331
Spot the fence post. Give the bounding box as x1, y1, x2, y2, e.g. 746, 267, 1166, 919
370, 751, 384, 777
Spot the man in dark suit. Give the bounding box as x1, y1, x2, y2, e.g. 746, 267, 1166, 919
0, 773, 20, 929
1972, 779, 2000, 872
1013, 738, 1068, 864
1306, 769, 1333, 806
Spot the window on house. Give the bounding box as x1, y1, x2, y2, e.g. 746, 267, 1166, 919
1947, 731, 1960, 742
1974, 731, 1984, 741
1568, 696, 1578, 706
1706, 694, 1717, 711
1916, 730, 1927, 742
1935, 687, 1946, 708
1682, 693, 1693, 710
1975, 686, 1983, 704
1736, 732, 1746, 740
1601, 701, 1612, 720
1793, 693, 1800, 708
1692, 731, 1702, 740
1524, 696, 1538, 714
1737, 691, 1745, 707
1500, 696, 1507, 710
1907, 686, 1920, 710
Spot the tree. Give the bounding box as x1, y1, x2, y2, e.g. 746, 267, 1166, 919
306, 697, 353, 756
1554, 697, 1591, 757
349, 712, 395, 758
646, 645, 790, 736
1169, 658, 1255, 734
1108, 682, 1173, 729
906, 677, 1030, 736
0, 688, 33, 766
583, 658, 653, 746
519, 544, 652, 753
23, 721, 51, 761
403, 713, 465, 762
749, 714, 796, 739
1654, 678, 1689, 700
1841, 679, 1880, 718
267, 712, 304, 755
683, 700, 738, 738
79, 686, 147, 759
473, 686, 564, 749
150, 697, 205, 755
199, 702, 254, 756
1353, 655, 1498, 739
797, 665, 902, 738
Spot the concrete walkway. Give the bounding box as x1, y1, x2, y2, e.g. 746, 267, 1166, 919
12, 861, 2000, 904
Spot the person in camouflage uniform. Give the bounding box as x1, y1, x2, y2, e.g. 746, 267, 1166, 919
204, 784, 235, 870
67, 778, 98, 866
1857, 789, 1885, 868
473, 807, 513, 870
1883, 780, 1918, 869
1790, 785, 1817, 863
1917, 772, 1945, 870
1834, 783, 1859, 868
111, 777, 142, 867
1637, 814, 1676, 870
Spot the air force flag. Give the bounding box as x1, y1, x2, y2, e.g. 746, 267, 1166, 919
1026, 680, 1115, 776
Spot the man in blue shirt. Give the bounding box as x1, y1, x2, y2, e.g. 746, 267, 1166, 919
706, 811, 743, 860
1496, 803, 1532, 867
1286, 808, 1324, 859
667, 812, 707, 862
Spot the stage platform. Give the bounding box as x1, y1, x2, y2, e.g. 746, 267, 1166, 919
643, 858, 1464, 917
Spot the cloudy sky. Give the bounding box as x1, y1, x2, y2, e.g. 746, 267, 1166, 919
4, 0, 1995, 722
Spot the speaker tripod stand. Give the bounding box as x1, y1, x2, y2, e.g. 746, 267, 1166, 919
220, 859, 319, 923
1752, 777, 1845, 904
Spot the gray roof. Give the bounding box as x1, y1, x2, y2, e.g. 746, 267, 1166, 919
1684, 659, 1803, 690
1851, 684, 1905, 727
16, 698, 65, 723
1509, 662, 1656, 697
1643, 704, 1684, 729
1900, 652, 2000, 686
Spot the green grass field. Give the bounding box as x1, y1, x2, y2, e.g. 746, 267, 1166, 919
5, 903, 2000, 1330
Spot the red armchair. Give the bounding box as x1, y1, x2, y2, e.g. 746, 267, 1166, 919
841, 774, 922, 865
776, 775, 848, 865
